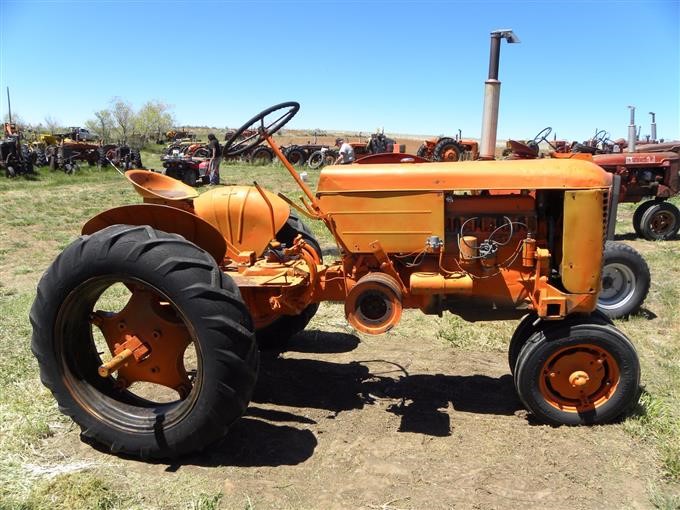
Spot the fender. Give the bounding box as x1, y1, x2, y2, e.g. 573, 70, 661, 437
81, 204, 227, 263
193, 185, 290, 258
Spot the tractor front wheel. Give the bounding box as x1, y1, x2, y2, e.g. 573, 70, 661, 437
597, 241, 650, 318
416, 143, 430, 160
30, 225, 258, 459
508, 311, 612, 375
255, 212, 322, 351
514, 321, 640, 425
307, 150, 325, 170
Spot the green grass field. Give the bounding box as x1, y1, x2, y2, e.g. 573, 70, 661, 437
0, 160, 678, 508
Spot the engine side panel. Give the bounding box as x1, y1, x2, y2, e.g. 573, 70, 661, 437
319, 191, 444, 253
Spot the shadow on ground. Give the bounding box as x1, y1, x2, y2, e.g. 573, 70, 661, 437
95, 330, 522, 469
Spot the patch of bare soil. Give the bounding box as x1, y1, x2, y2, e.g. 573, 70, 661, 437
43, 305, 657, 509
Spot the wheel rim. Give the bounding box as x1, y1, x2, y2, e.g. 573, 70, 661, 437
649, 210, 676, 236
539, 343, 620, 412
599, 262, 636, 310
56, 276, 201, 430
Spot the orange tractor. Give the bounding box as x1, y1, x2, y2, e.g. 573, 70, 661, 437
31, 102, 642, 459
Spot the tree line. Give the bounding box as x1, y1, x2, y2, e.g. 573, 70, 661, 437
84, 98, 174, 144
4, 97, 175, 145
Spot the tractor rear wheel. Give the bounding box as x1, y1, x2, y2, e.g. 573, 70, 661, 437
30, 225, 258, 459
255, 212, 322, 351
597, 241, 650, 318
514, 321, 640, 425
285, 147, 307, 166
432, 138, 462, 162
639, 201, 680, 241
249, 146, 274, 165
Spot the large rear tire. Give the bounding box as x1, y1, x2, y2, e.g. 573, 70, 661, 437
255, 212, 322, 351
285, 147, 307, 166
432, 138, 462, 162
30, 225, 258, 459
249, 146, 274, 165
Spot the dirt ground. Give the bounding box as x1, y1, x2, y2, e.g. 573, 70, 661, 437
35, 303, 657, 509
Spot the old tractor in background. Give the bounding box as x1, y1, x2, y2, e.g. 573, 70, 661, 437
98, 144, 143, 170
417, 132, 480, 162
223, 128, 275, 164
507, 123, 680, 242
47, 139, 100, 173
32, 102, 642, 460
2, 122, 34, 177
284, 131, 406, 169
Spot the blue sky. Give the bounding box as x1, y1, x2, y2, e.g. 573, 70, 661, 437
1, 0, 678, 141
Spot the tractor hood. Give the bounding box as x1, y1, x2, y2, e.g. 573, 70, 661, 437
316, 158, 612, 194
593, 151, 679, 167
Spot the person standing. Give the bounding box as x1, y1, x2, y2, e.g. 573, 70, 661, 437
207, 133, 221, 185
334, 138, 355, 165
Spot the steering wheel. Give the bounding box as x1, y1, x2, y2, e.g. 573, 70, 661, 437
223, 101, 300, 157
532, 127, 553, 144
592, 129, 610, 147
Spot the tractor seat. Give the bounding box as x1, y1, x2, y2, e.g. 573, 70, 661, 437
506, 140, 539, 159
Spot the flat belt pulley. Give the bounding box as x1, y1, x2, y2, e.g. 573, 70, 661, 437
345, 273, 403, 335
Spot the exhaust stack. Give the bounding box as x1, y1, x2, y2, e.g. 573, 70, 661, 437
649, 112, 657, 142
479, 29, 520, 160
627, 106, 636, 153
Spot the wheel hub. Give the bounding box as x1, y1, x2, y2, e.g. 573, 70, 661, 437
599, 263, 635, 309
91, 285, 193, 397
540, 344, 619, 411
650, 211, 675, 235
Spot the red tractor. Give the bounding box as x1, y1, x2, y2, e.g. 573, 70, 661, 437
417, 132, 480, 162
506, 126, 680, 241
